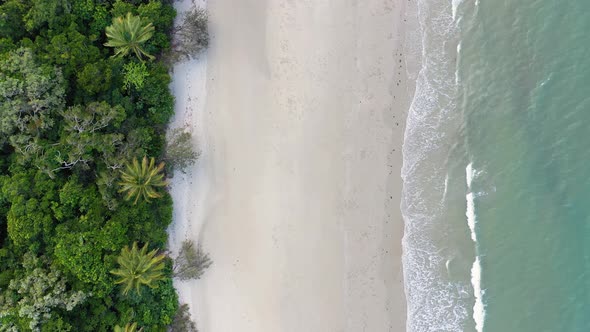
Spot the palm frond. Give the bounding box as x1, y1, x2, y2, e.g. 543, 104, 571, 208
118, 156, 167, 204
110, 242, 166, 296
114, 322, 144, 332
105, 12, 155, 61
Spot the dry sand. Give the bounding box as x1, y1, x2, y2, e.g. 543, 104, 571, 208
168, 0, 413, 331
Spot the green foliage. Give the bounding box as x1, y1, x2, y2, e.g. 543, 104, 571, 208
90, 4, 110, 37
110, 242, 166, 296
2, 171, 59, 252
169, 303, 198, 332
138, 1, 176, 54
132, 278, 178, 329
32, 101, 127, 176
109, 195, 172, 248
49, 179, 122, 297
23, 0, 70, 32
53, 222, 125, 297
0, 0, 27, 41
77, 60, 114, 97
0, 1, 185, 330
0, 48, 65, 147
124, 62, 150, 90
114, 322, 143, 332
71, 0, 95, 21
111, 0, 136, 19
111, 276, 178, 330
0, 252, 88, 331
0, 37, 16, 54
105, 13, 155, 61
119, 157, 167, 204
138, 1, 176, 32
58, 297, 118, 332
139, 62, 174, 125
173, 240, 212, 281
40, 315, 73, 332
165, 127, 199, 174
42, 23, 101, 78
52, 178, 105, 223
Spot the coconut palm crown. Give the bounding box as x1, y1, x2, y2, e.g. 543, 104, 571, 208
118, 156, 167, 204
114, 322, 143, 332
105, 12, 155, 61
110, 242, 166, 296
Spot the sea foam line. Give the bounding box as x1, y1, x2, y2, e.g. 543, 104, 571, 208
466, 163, 485, 332
471, 257, 485, 332
466, 192, 477, 242
451, 0, 464, 21
401, 0, 471, 330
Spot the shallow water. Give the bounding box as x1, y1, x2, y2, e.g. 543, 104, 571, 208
402, 0, 590, 331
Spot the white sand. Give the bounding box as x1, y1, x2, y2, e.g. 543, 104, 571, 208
168, 0, 413, 331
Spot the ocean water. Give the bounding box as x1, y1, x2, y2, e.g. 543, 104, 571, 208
401, 0, 590, 331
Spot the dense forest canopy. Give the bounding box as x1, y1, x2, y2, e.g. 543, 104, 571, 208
0, 0, 203, 330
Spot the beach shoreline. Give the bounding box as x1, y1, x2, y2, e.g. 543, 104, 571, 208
167, 0, 414, 330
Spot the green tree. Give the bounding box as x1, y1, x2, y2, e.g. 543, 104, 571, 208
110, 0, 135, 19
114, 322, 143, 332
2, 170, 59, 251
0, 48, 65, 148
23, 0, 70, 32
165, 127, 200, 174
0, 252, 87, 332
119, 157, 167, 204
42, 23, 101, 79
110, 242, 166, 296
105, 12, 155, 61
173, 240, 212, 281
137, 1, 176, 55
123, 61, 149, 90
32, 102, 126, 176
77, 59, 114, 97
53, 208, 126, 297
89, 4, 110, 36
169, 303, 198, 332
139, 62, 175, 125
0, 0, 27, 41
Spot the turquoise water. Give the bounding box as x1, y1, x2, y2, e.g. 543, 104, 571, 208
402, 0, 590, 331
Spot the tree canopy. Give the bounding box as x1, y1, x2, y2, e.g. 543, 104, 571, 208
0, 1, 188, 331
119, 156, 167, 204
110, 242, 166, 296
0, 48, 65, 148
105, 12, 155, 61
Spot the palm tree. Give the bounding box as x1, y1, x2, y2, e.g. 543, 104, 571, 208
105, 12, 155, 61
110, 242, 166, 296
118, 156, 167, 204
114, 322, 143, 332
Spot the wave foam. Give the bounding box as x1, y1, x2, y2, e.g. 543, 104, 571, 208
401, 0, 491, 330
452, 0, 464, 21
471, 257, 485, 332
465, 163, 486, 332
401, 0, 471, 331
466, 192, 477, 242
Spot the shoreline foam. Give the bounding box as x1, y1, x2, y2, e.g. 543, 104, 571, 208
400, 0, 478, 331
466, 163, 485, 332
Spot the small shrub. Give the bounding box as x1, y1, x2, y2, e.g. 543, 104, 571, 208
173, 240, 212, 281
165, 127, 200, 174
171, 7, 209, 62
168, 303, 198, 332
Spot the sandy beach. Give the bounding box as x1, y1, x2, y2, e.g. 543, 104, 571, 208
168, 0, 413, 331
